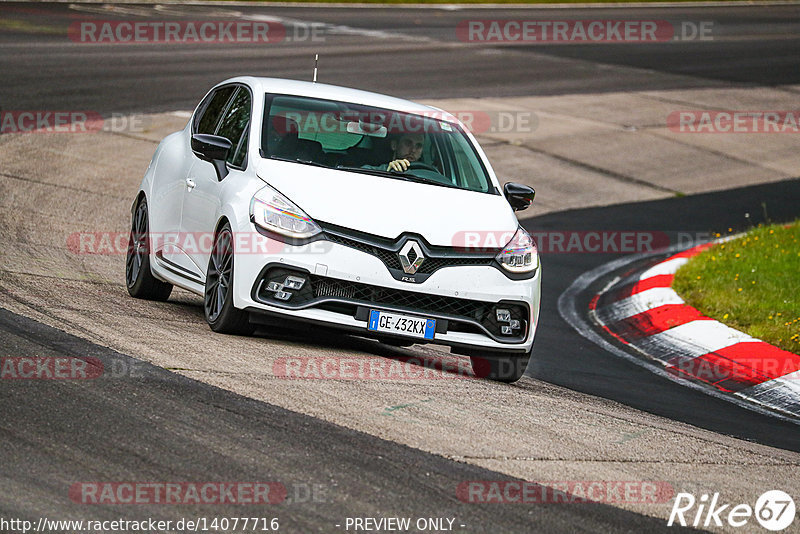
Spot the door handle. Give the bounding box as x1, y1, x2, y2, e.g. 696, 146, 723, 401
185, 178, 196, 190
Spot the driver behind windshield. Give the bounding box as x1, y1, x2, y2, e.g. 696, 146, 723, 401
364, 133, 424, 172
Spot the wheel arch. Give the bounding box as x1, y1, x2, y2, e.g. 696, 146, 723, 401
131, 190, 147, 216
213, 215, 232, 239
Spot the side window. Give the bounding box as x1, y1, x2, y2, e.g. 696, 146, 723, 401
215, 87, 251, 169
194, 86, 236, 134
448, 132, 490, 193
231, 129, 249, 168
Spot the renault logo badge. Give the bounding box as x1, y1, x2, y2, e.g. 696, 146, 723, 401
398, 240, 425, 275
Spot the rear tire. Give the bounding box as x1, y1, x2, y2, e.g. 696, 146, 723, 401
204, 223, 254, 336
126, 198, 173, 301
470, 350, 530, 383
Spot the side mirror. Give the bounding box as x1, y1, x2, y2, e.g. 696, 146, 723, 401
503, 182, 535, 211
191, 133, 232, 180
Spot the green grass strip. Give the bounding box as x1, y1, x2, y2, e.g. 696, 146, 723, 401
673, 221, 800, 354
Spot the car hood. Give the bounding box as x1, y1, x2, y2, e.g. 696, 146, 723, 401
255, 160, 519, 247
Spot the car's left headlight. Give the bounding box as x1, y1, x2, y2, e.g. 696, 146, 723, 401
250, 185, 321, 239
496, 226, 539, 274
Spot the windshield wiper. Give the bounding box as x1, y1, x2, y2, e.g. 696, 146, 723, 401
335, 165, 412, 179
265, 154, 331, 169
335, 165, 459, 190
402, 174, 460, 190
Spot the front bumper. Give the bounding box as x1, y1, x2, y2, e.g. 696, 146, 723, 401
232, 232, 541, 353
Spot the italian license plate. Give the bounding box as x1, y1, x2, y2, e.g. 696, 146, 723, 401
367, 310, 436, 340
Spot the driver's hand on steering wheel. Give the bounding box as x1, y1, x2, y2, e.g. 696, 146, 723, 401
387, 159, 410, 172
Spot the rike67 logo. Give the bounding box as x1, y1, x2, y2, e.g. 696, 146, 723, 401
668, 490, 795, 531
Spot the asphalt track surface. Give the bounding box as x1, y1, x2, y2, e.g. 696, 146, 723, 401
3, 173, 799, 531
0, 308, 684, 532
2, 2, 800, 531
528, 178, 800, 451
1, 3, 799, 113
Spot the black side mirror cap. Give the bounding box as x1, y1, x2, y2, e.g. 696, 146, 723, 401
503, 182, 535, 211
191, 133, 232, 180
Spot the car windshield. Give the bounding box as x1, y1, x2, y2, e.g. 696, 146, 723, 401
260, 94, 496, 194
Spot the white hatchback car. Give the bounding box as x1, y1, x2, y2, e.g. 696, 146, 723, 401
126, 77, 540, 382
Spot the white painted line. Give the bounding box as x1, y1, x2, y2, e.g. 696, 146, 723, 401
738, 370, 800, 415
153, 5, 244, 18
638, 256, 688, 279
636, 320, 756, 363
241, 13, 431, 43
67, 4, 432, 43
558, 243, 800, 425
595, 286, 684, 325
68, 4, 164, 17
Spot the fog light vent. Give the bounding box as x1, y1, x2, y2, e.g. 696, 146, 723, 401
260, 271, 309, 303
284, 275, 305, 290
495, 307, 521, 336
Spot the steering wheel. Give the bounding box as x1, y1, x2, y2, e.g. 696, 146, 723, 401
406, 161, 439, 172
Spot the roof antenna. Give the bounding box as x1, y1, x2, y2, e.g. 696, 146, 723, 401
312, 54, 319, 83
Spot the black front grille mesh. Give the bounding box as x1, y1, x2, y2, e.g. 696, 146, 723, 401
324, 233, 403, 269
255, 266, 529, 341
309, 274, 528, 339
415, 256, 494, 274
310, 274, 491, 320
324, 232, 495, 274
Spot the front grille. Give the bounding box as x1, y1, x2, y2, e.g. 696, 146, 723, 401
310, 274, 491, 320
325, 232, 403, 270
253, 266, 529, 342
415, 256, 494, 274
323, 231, 495, 275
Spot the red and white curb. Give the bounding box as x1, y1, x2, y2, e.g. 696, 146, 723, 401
589, 242, 800, 419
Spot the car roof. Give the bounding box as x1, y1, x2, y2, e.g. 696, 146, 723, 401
219, 76, 450, 118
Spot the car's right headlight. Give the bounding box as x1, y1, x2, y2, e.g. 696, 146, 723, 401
496, 226, 539, 274
250, 185, 321, 239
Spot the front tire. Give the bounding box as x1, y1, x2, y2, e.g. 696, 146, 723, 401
126, 198, 173, 301
470, 350, 530, 383
204, 223, 254, 335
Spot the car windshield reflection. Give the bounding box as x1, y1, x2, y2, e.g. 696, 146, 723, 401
260, 94, 495, 194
